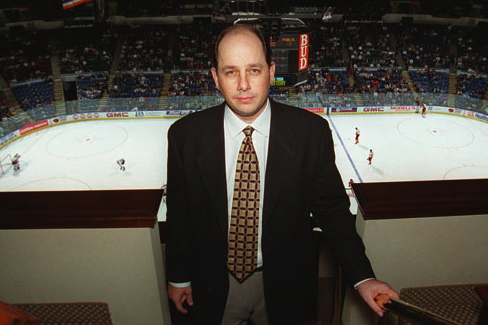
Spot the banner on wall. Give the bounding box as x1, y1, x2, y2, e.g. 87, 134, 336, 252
331, 107, 358, 113
19, 120, 49, 135
62, 0, 92, 10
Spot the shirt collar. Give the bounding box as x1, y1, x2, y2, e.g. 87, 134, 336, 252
224, 100, 271, 139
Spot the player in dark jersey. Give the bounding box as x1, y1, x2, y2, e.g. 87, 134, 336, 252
117, 158, 126, 171
12, 153, 21, 172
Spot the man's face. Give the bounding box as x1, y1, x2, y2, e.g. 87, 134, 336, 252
211, 29, 276, 124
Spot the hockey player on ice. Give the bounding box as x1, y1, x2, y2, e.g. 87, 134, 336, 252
416, 100, 427, 117
11, 153, 21, 172
117, 158, 126, 171
348, 178, 355, 188
421, 102, 427, 117
367, 149, 374, 165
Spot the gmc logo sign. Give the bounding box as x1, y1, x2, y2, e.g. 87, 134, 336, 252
106, 112, 129, 118
298, 33, 309, 71
364, 107, 384, 112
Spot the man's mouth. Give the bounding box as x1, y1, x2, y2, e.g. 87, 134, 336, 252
236, 96, 253, 103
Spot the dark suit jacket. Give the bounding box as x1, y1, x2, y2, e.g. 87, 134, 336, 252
165, 99, 375, 325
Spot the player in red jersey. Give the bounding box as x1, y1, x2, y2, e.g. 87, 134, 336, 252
348, 178, 354, 188
367, 149, 374, 165
416, 100, 427, 117
420, 102, 427, 117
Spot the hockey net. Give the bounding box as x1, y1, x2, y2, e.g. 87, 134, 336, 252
0, 154, 12, 177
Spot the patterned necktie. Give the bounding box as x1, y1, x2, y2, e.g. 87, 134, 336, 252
227, 126, 260, 282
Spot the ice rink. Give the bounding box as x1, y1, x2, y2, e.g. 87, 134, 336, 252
1, 112, 488, 218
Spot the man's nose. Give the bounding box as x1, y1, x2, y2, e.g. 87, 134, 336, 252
237, 74, 251, 91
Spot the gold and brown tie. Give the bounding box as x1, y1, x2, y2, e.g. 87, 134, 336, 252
227, 126, 260, 282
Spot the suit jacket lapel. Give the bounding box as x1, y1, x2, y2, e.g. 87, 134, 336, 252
262, 102, 296, 225
196, 104, 229, 235
195, 101, 297, 233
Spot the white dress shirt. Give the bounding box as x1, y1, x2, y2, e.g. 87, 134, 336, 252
224, 100, 270, 268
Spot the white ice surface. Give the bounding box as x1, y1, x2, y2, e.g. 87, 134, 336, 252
1, 113, 488, 219
326, 113, 488, 184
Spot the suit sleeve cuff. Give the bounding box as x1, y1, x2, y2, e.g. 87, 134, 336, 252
169, 281, 191, 288
354, 278, 375, 289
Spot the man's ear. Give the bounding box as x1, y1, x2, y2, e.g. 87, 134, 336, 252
269, 62, 276, 84
211, 67, 220, 90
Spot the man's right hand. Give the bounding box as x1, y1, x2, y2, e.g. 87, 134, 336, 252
168, 284, 194, 314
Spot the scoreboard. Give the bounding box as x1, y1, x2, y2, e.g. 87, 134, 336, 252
235, 18, 309, 87
271, 32, 309, 86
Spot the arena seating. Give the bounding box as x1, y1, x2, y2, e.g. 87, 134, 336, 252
58, 27, 117, 74
345, 23, 399, 69
117, 26, 169, 72
11, 80, 56, 119
409, 69, 449, 94
0, 17, 486, 118
455, 27, 488, 74
399, 25, 451, 70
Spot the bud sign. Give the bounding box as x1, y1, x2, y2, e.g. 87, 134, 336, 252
298, 33, 309, 71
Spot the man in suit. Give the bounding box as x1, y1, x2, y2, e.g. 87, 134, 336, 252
165, 23, 398, 324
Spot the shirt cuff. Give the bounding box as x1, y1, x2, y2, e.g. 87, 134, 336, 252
169, 281, 191, 288
354, 278, 375, 289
